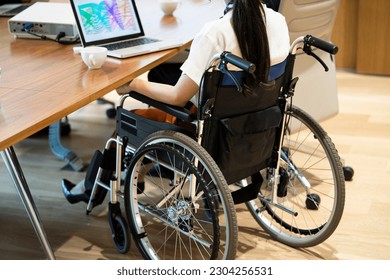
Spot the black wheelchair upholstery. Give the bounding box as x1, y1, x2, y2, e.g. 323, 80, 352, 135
200, 69, 284, 184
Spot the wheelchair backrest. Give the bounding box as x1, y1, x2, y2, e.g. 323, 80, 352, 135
199, 66, 285, 184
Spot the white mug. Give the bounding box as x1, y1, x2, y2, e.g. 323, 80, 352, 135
80, 46, 107, 69
159, 0, 181, 16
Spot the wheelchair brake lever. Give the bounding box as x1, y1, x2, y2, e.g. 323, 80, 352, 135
303, 44, 329, 72
219, 61, 243, 92
201, 98, 215, 119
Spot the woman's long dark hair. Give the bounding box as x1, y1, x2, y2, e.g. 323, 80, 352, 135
232, 0, 270, 82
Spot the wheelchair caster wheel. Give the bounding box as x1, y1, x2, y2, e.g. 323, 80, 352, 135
343, 166, 354, 181
108, 203, 130, 254
306, 193, 321, 210
110, 214, 130, 254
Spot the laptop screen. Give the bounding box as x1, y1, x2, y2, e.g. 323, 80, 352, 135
70, 0, 145, 46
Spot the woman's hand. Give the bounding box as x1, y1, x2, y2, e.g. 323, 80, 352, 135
116, 81, 132, 95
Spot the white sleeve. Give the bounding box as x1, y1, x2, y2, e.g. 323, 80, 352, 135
180, 25, 221, 86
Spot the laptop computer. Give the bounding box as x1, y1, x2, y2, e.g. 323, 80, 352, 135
0, 3, 31, 17
69, 0, 183, 59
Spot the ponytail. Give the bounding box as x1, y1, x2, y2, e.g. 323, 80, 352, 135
232, 0, 270, 82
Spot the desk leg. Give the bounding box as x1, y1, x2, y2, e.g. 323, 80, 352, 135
48, 120, 85, 172
1, 147, 56, 260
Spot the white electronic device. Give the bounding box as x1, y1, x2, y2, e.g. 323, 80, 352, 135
8, 2, 79, 42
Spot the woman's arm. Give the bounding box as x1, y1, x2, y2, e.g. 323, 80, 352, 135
116, 74, 199, 107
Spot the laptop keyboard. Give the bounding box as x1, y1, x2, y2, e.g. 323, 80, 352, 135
102, 37, 160, 51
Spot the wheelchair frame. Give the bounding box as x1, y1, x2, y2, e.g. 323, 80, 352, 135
84, 34, 346, 260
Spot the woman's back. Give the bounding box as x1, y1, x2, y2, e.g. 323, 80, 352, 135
181, 1, 290, 87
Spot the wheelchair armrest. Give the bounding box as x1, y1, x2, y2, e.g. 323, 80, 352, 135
128, 91, 196, 122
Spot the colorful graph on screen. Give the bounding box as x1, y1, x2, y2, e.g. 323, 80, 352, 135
78, 0, 137, 35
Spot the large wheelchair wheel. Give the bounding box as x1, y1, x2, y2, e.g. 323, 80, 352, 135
124, 131, 237, 259
246, 105, 345, 248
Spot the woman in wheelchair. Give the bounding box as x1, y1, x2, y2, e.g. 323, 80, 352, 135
61, 0, 346, 261
62, 0, 290, 203
62, 0, 290, 204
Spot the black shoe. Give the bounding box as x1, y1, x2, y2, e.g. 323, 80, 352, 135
61, 179, 89, 204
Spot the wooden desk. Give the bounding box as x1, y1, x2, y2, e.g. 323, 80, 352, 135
0, 0, 226, 259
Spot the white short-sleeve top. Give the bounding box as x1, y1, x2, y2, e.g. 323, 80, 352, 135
180, 4, 290, 86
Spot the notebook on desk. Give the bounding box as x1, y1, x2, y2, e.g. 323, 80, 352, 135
69, 0, 183, 59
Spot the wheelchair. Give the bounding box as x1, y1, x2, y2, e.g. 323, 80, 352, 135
84, 34, 345, 260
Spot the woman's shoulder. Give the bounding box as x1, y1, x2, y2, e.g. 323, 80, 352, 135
198, 12, 232, 35
263, 3, 287, 24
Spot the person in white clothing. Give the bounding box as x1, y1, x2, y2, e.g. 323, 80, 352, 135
116, 0, 289, 106
62, 0, 290, 204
